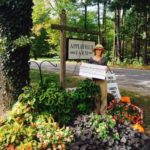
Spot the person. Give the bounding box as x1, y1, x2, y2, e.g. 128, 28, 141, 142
89, 44, 108, 116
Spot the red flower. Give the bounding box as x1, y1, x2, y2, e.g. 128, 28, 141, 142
113, 116, 117, 120
108, 97, 143, 125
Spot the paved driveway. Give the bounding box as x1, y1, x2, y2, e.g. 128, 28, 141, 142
111, 68, 150, 96
30, 61, 150, 96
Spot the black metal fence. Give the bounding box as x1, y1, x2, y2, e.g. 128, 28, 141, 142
29, 60, 57, 86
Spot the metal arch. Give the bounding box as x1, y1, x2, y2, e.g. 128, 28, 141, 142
39, 60, 57, 68
29, 60, 57, 86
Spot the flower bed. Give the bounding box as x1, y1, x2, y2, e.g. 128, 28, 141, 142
0, 101, 73, 150
0, 81, 149, 150
70, 113, 148, 150
108, 97, 143, 125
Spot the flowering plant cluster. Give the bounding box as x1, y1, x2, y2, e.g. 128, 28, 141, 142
35, 114, 73, 150
108, 97, 143, 125
91, 114, 119, 140
0, 101, 73, 150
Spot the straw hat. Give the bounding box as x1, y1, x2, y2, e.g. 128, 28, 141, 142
93, 44, 104, 51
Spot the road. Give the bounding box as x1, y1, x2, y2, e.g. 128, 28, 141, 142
30, 61, 150, 96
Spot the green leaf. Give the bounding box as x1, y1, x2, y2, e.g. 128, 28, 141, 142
11, 135, 16, 143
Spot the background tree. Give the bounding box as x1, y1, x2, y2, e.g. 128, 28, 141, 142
31, 0, 51, 59
0, 0, 33, 115
109, 0, 150, 64
131, 0, 150, 65
31, 0, 149, 64
31, 28, 50, 59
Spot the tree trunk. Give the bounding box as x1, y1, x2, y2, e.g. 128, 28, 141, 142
137, 13, 141, 60
131, 37, 134, 57
0, 0, 33, 115
121, 40, 125, 60
120, 9, 126, 61
114, 9, 121, 61
133, 34, 137, 58
113, 11, 117, 61
132, 12, 138, 58
102, 0, 107, 47
143, 11, 148, 65
0, 46, 30, 115
97, 0, 101, 43
0, 62, 13, 115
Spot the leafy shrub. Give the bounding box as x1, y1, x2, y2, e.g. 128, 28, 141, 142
0, 79, 111, 149
71, 79, 99, 115
109, 57, 144, 66
70, 113, 148, 150
0, 101, 73, 149
18, 83, 75, 125
91, 114, 119, 140
132, 57, 143, 66
18, 79, 101, 125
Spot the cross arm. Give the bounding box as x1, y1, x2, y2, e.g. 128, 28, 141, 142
51, 24, 100, 35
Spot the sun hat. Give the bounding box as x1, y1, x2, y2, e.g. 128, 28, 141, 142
93, 44, 104, 51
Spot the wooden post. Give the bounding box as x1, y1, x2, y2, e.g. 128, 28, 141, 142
60, 9, 67, 88
51, 9, 101, 88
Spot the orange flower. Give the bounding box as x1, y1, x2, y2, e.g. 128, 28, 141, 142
31, 123, 36, 127
7, 145, 15, 150
132, 123, 144, 133
120, 96, 131, 103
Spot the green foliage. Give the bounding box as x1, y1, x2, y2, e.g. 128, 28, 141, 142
0, 78, 104, 148
109, 57, 144, 66
31, 0, 60, 58
13, 35, 31, 48
0, 36, 7, 54
91, 114, 119, 140
31, 28, 50, 58
18, 79, 99, 125
105, 17, 114, 50
70, 111, 146, 149
70, 113, 122, 149
71, 79, 99, 114
132, 57, 144, 66
109, 0, 131, 10
32, 0, 50, 24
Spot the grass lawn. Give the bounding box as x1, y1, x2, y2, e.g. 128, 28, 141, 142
30, 69, 82, 88
30, 69, 150, 132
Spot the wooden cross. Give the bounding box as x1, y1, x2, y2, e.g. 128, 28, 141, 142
51, 24, 101, 35
51, 9, 100, 89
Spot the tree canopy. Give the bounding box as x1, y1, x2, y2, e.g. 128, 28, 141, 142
31, 0, 150, 64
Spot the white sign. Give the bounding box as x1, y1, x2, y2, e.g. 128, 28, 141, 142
67, 39, 95, 60
107, 83, 121, 100
106, 73, 121, 100
106, 73, 116, 81
79, 63, 107, 80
